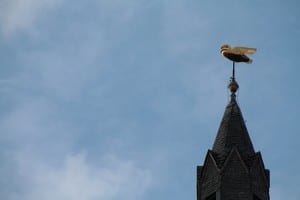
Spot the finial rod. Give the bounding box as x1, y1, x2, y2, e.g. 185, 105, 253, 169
232, 62, 235, 80
229, 61, 239, 94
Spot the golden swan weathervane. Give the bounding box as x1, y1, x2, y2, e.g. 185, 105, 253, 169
220, 44, 257, 93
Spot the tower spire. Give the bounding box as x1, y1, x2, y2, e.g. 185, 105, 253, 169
196, 45, 269, 200
212, 92, 255, 167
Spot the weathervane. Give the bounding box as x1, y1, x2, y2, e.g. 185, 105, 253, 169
220, 44, 256, 93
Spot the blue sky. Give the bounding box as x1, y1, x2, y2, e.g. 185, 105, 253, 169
0, 0, 300, 199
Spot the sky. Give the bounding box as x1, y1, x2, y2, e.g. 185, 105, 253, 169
0, 0, 300, 199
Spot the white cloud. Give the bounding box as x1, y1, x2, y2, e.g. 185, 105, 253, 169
0, 97, 77, 151
10, 153, 152, 200
0, 0, 146, 37
0, 0, 64, 36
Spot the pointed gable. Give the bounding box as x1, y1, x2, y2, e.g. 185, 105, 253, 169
221, 147, 249, 173
197, 151, 220, 199
220, 147, 251, 199
250, 152, 270, 199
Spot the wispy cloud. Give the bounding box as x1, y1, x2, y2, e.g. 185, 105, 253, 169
0, 0, 64, 37
10, 153, 152, 200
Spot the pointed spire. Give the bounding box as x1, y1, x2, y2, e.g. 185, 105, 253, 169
197, 46, 269, 200
212, 93, 255, 167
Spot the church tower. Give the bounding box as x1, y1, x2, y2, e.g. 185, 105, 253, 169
196, 75, 270, 199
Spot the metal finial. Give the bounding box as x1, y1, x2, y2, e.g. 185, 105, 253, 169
228, 77, 239, 94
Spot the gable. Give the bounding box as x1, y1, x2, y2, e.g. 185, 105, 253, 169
220, 147, 251, 199
250, 152, 270, 196
221, 147, 249, 174
198, 151, 220, 198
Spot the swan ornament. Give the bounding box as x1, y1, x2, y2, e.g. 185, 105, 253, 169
221, 44, 256, 63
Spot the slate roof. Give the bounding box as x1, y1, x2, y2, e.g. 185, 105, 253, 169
197, 91, 270, 200
212, 94, 256, 167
